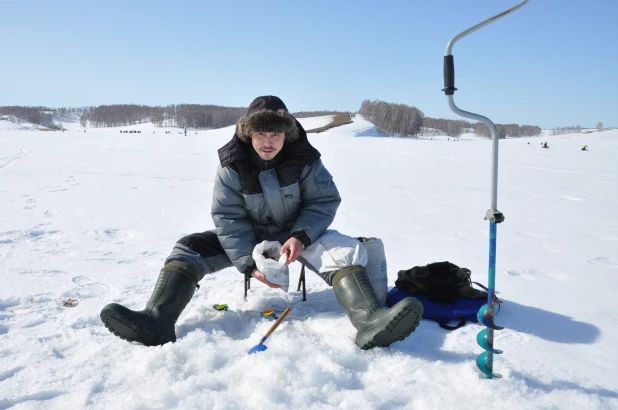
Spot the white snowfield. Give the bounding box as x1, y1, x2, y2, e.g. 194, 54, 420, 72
0, 120, 37, 131
0, 117, 617, 409
297, 115, 334, 131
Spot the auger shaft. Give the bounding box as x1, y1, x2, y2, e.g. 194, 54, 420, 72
483, 221, 499, 378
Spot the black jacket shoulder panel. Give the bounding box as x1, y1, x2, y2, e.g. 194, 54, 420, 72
218, 135, 248, 168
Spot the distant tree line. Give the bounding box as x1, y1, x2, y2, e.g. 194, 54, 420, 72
472, 123, 542, 138
55, 107, 87, 123
56, 107, 85, 117
173, 104, 245, 129
81, 105, 151, 128
549, 126, 582, 136
81, 104, 246, 129
0, 106, 56, 127
421, 117, 470, 138
358, 100, 541, 139
359, 99, 425, 136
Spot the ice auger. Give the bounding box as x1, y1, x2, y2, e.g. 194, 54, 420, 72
442, 0, 530, 379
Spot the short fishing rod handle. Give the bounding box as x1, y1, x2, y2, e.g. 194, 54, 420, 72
263, 307, 291, 338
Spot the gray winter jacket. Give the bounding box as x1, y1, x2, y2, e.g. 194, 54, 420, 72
212, 128, 341, 275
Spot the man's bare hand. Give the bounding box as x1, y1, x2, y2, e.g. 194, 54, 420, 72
251, 269, 281, 288
280, 237, 303, 265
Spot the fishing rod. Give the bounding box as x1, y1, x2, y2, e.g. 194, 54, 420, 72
442, 0, 530, 379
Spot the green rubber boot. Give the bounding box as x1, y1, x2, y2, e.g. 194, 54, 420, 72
333, 265, 423, 350
100, 261, 198, 346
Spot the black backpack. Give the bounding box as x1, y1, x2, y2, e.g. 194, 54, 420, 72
390, 261, 498, 330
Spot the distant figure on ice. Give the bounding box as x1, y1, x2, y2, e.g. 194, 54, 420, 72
543, 142, 549, 149
581, 145, 588, 151
100, 96, 422, 349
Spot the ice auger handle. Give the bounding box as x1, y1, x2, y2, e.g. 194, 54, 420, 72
442, 56, 457, 95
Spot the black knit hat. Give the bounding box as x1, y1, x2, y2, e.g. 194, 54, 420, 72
235, 96, 298, 142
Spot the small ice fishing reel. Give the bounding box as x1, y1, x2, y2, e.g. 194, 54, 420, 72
260, 309, 279, 320
213, 303, 229, 311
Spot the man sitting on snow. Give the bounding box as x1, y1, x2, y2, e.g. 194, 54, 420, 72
100, 96, 422, 350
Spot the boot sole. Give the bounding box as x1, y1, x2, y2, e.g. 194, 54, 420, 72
100, 307, 159, 346
357, 300, 423, 350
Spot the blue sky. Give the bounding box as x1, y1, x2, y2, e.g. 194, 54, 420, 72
1, 0, 616, 129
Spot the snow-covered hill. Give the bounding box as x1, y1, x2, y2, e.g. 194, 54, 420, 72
0, 119, 38, 131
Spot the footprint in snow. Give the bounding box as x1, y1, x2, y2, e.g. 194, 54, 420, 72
494, 329, 529, 346
505, 268, 540, 279
586, 257, 618, 268
554, 194, 583, 201
506, 268, 570, 281
71, 276, 111, 298
18, 269, 66, 278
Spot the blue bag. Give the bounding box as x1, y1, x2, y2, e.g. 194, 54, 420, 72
391, 261, 494, 330
386, 285, 487, 330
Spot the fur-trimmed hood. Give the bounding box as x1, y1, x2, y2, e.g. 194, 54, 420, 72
218, 118, 318, 169
235, 96, 299, 143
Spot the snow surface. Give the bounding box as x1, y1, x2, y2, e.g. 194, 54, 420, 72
0, 120, 38, 131
297, 115, 335, 131
0, 117, 617, 409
